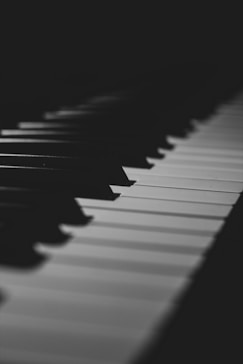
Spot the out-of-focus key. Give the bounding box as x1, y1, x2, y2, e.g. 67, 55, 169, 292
77, 196, 232, 217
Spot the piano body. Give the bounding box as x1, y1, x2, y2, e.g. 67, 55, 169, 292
0, 6, 243, 363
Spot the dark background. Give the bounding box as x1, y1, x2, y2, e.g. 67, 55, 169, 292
0, 3, 242, 107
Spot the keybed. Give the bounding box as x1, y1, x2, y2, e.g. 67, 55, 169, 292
0, 91, 243, 363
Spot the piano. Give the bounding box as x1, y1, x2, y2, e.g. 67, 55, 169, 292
0, 61, 243, 363
1, 7, 243, 363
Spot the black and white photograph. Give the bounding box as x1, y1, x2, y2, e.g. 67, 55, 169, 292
0, 3, 242, 363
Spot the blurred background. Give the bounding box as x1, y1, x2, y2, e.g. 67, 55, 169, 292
0, 2, 242, 108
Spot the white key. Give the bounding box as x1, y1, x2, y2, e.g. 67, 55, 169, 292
0, 314, 148, 364
77, 196, 232, 217
168, 136, 243, 149
155, 152, 243, 165
44, 109, 91, 119
65, 235, 206, 256
83, 207, 224, 233
160, 145, 243, 157
127, 173, 243, 192
0, 347, 105, 364
62, 224, 214, 250
37, 241, 203, 271
190, 131, 243, 140
158, 148, 243, 162
125, 166, 243, 182
148, 158, 243, 171
19, 122, 74, 129
2, 285, 169, 332
0, 264, 187, 299
151, 165, 243, 182
111, 185, 239, 204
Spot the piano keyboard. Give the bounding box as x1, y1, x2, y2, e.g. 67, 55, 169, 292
0, 88, 243, 364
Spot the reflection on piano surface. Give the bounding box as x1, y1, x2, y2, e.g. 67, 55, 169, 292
0, 59, 243, 363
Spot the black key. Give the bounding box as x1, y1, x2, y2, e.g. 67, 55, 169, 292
0, 187, 91, 225
0, 153, 132, 186
0, 138, 153, 168
0, 165, 117, 200
0, 131, 170, 157
0, 202, 30, 219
